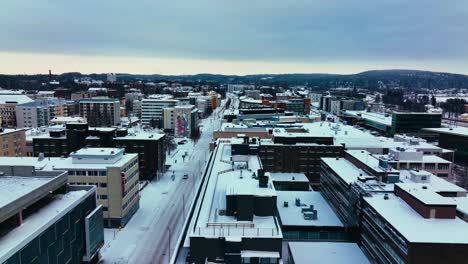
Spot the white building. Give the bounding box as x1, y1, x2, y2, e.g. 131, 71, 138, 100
16, 98, 68, 128
141, 98, 179, 126
107, 73, 117, 82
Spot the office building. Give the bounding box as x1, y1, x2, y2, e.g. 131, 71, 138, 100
0, 147, 140, 228
187, 138, 282, 263
0, 128, 26, 157
79, 98, 121, 127
423, 127, 468, 165
32, 123, 165, 181
141, 97, 178, 127
320, 155, 468, 264
0, 169, 103, 263
390, 112, 442, 135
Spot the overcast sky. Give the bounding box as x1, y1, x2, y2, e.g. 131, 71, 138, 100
1, 0, 468, 75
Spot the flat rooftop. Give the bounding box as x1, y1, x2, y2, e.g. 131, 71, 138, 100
276, 191, 343, 227
321, 158, 370, 185
72, 147, 123, 156
345, 150, 399, 173
270, 173, 309, 183
0, 188, 93, 262
395, 183, 456, 206
0, 176, 58, 209
192, 139, 281, 238
288, 242, 370, 264
364, 193, 468, 244
345, 111, 392, 126
423, 127, 468, 137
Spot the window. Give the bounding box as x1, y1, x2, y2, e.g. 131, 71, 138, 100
99, 171, 107, 176
438, 164, 450, 170
99, 183, 107, 188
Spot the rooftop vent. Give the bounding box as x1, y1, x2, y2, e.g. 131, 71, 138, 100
384, 193, 389, 200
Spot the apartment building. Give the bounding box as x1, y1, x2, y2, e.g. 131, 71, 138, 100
141, 97, 178, 127
163, 105, 199, 137
0, 128, 26, 157
0, 94, 33, 127
79, 98, 121, 127
16, 98, 68, 128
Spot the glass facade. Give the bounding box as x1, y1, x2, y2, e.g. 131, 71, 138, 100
3, 194, 97, 264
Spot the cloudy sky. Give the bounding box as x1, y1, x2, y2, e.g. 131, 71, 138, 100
1, 0, 467, 75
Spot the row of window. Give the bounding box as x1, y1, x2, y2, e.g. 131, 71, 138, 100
68, 170, 107, 176
69, 182, 107, 188
122, 190, 139, 210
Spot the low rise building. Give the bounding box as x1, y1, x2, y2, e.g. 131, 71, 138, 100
423, 127, 468, 165
0, 147, 140, 228
32, 123, 166, 181
187, 139, 282, 263
287, 242, 370, 264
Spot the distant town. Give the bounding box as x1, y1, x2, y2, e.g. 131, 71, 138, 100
1, 71, 468, 264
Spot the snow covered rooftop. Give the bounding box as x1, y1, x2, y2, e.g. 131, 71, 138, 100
321, 158, 371, 185
192, 139, 281, 238
288, 242, 370, 264
345, 111, 392, 126
276, 191, 343, 227
270, 173, 309, 183
423, 127, 468, 137
395, 183, 456, 206
0, 94, 33, 105
364, 193, 468, 244
0, 188, 94, 263
0, 176, 56, 209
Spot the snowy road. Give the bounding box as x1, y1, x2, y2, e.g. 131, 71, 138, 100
100, 103, 225, 264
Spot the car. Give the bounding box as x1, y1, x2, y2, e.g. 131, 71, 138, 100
183, 174, 189, 179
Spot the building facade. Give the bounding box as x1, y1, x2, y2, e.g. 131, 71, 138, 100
79, 98, 121, 127
0, 128, 26, 157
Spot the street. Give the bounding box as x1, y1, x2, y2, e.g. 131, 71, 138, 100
100, 102, 225, 264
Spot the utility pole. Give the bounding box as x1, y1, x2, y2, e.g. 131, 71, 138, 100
182, 194, 186, 215
167, 227, 172, 264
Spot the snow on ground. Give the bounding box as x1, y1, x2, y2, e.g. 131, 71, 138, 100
100, 101, 225, 264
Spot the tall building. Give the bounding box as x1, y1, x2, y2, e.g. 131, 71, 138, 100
32, 123, 165, 181
141, 97, 178, 127
0, 128, 26, 157
0, 169, 103, 263
16, 98, 68, 128
0, 94, 34, 127
163, 105, 199, 137
79, 98, 121, 127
